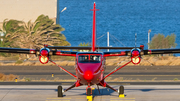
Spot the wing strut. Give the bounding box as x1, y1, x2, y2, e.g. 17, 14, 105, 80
103, 61, 131, 80
50, 60, 77, 79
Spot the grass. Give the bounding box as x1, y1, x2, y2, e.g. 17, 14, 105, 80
15, 60, 23, 64
24, 78, 31, 82
0, 73, 18, 81
173, 78, 179, 81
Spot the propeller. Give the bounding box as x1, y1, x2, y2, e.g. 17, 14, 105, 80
130, 33, 154, 66
23, 44, 51, 64
130, 33, 141, 65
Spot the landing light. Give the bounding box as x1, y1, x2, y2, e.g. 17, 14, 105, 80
39, 56, 49, 64
131, 57, 141, 65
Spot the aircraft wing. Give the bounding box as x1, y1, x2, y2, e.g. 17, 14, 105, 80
0, 47, 77, 57
52, 50, 77, 56
103, 48, 180, 57
103, 51, 130, 57
0, 47, 37, 54
143, 49, 180, 55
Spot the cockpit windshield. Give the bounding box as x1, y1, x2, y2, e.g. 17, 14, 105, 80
78, 55, 101, 63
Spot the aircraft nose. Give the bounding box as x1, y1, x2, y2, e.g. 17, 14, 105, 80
83, 70, 94, 81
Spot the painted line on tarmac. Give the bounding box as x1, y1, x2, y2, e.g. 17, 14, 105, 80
46, 98, 71, 99
46, 98, 71, 101
46, 100, 70, 101
110, 98, 135, 99
110, 99, 135, 101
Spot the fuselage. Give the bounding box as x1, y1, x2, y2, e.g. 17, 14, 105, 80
75, 52, 105, 85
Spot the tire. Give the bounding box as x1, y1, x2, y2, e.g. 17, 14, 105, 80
87, 88, 92, 96
58, 85, 63, 97
119, 85, 124, 95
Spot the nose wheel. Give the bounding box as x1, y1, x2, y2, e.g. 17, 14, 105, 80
87, 87, 92, 96
58, 85, 63, 97
118, 85, 124, 97
86, 87, 93, 101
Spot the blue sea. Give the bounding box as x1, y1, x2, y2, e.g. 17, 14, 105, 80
58, 0, 180, 54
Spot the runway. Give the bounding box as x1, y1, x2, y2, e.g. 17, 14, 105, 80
1, 66, 180, 100
0, 85, 180, 101
1, 66, 180, 81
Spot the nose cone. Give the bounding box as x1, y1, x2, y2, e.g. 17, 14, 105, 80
132, 50, 139, 57
83, 70, 93, 81
41, 50, 48, 56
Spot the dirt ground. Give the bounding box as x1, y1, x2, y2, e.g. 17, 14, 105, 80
0, 56, 179, 66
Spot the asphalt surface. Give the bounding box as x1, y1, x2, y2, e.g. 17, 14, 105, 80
1, 66, 180, 101
1, 66, 180, 74
1, 82, 180, 85
1, 85, 180, 101
1, 66, 180, 81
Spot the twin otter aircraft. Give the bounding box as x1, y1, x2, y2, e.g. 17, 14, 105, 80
1, 2, 180, 97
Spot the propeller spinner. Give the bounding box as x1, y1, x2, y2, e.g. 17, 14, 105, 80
39, 45, 50, 64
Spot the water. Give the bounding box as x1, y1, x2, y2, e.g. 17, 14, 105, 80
58, 0, 180, 54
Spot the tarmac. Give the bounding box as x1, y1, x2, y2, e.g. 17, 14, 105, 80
1, 66, 180, 100
1, 85, 180, 101
1, 66, 180, 81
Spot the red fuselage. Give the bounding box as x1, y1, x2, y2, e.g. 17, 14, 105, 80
75, 52, 105, 85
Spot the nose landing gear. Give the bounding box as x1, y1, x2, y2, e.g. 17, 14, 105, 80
86, 87, 93, 101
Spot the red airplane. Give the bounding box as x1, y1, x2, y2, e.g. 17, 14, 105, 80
1, 2, 180, 97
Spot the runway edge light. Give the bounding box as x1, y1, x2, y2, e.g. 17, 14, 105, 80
15, 78, 17, 82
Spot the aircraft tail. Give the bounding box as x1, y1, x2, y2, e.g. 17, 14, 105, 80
91, 2, 98, 52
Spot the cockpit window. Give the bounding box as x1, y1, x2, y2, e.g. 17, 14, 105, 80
78, 55, 101, 63
78, 55, 89, 62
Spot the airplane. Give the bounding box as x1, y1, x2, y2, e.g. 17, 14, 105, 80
1, 2, 180, 98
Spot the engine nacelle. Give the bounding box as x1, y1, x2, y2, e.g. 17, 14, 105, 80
131, 48, 141, 65
39, 48, 50, 64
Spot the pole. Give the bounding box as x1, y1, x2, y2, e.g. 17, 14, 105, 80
148, 29, 151, 49
59, 7, 67, 25
107, 32, 109, 52
56, 0, 60, 24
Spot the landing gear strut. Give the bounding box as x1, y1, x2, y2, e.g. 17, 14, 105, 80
58, 85, 63, 97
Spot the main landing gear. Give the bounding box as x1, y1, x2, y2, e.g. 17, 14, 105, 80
57, 85, 125, 99
58, 85, 63, 97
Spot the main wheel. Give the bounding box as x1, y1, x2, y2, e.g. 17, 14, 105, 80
87, 88, 92, 96
58, 85, 63, 97
119, 85, 124, 95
